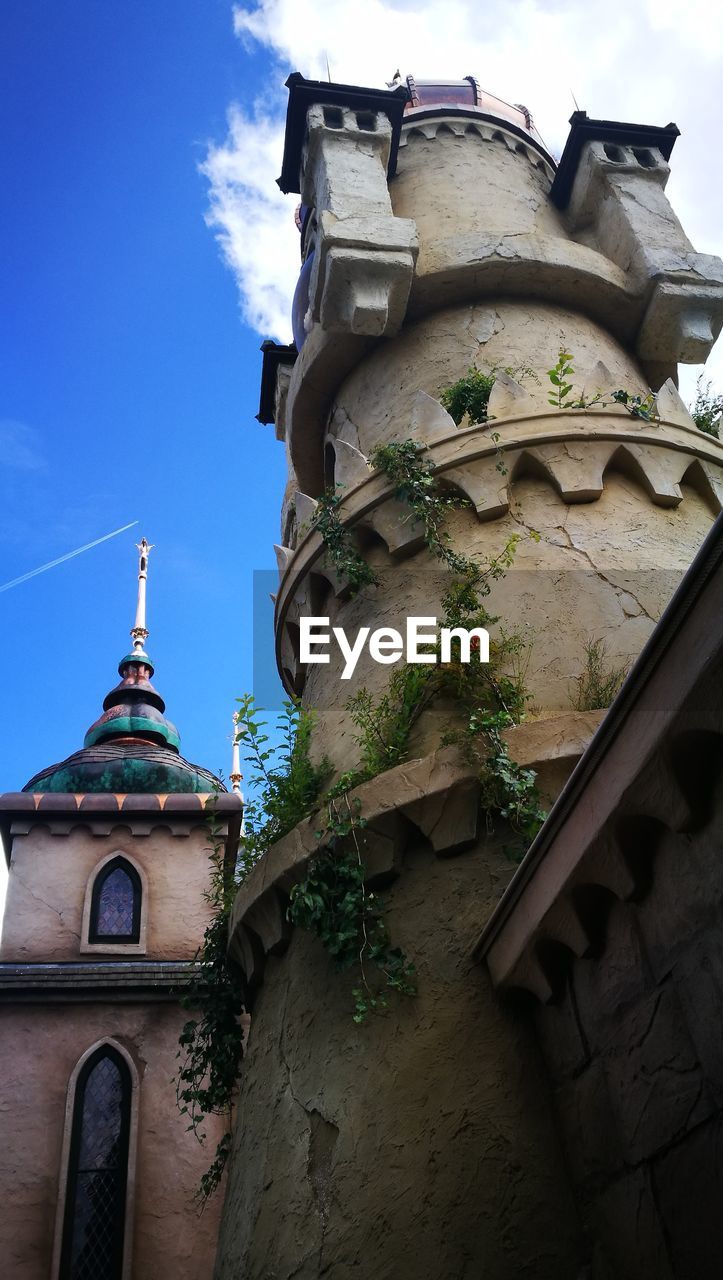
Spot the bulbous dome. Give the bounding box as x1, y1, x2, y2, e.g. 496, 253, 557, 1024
23, 647, 222, 794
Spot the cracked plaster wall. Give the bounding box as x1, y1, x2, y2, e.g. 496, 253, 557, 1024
215, 830, 584, 1279
287, 298, 721, 777
328, 301, 649, 453
1, 825, 215, 961
300, 471, 714, 777
391, 129, 563, 277
0, 1003, 223, 1280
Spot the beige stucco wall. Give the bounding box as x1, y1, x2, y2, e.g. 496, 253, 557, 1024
391, 125, 562, 260
0, 1002, 224, 1280
327, 300, 650, 456
216, 823, 583, 1278
298, 469, 715, 776
1, 824, 215, 962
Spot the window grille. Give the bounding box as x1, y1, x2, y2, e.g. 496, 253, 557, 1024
59, 1046, 131, 1280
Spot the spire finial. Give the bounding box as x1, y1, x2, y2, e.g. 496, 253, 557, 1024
131, 537, 154, 653
230, 712, 243, 794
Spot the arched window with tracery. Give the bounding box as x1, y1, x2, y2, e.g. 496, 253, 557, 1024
59, 1045, 132, 1280
88, 857, 141, 944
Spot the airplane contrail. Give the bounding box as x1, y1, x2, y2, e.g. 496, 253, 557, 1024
0, 521, 139, 594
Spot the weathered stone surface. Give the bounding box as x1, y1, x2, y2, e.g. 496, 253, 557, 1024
673, 935, 723, 1107
651, 1117, 723, 1280
589, 1168, 674, 1280
554, 1058, 623, 1187
216, 833, 583, 1279
533, 976, 590, 1083
302, 105, 418, 338
572, 901, 650, 1046
601, 985, 712, 1163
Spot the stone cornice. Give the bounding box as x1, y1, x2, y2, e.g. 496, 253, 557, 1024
400, 110, 555, 177
227, 712, 604, 994
273, 407, 723, 696
0, 791, 243, 860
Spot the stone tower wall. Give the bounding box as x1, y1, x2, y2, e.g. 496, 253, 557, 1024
218, 84, 723, 1279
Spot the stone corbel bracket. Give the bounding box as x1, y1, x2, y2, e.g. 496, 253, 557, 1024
301, 104, 418, 338
227, 747, 483, 993
474, 518, 723, 1003
273, 395, 723, 695
553, 116, 723, 371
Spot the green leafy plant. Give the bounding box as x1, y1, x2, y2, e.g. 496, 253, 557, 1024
312, 489, 378, 596
176, 700, 331, 1201
237, 696, 331, 866
236, 698, 415, 1023
466, 709, 546, 856
288, 794, 416, 1023
691, 376, 723, 439
439, 363, 539, 427
609, 388, 658, 422
546, 349, 577, 409
439, 366, 498, 425
339, 523, 532, 780
175, 785, 246, 1204
571, 637, 630, 711
546, 349, 658, 420
369, 438, 481, 579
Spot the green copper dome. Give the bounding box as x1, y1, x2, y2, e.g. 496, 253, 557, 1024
24, 742, 220, 794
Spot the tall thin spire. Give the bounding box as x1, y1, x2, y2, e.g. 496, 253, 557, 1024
230, 713, 243, 795
131, 538, 154, 654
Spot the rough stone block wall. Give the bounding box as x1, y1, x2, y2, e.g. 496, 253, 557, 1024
534, 781, 723, 1279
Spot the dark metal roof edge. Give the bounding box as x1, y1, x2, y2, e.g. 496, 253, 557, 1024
257, 340, 298, 425
277, 73, 409, 195
550, 110, 680, 208
475, 510, 723, 959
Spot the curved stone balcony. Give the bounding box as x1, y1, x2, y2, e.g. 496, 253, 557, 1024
273, 385, 723, 697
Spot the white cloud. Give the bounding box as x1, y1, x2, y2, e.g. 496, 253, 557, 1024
204, 0, 723, 391
201, 104, 299, 340
0, 419, 45, 470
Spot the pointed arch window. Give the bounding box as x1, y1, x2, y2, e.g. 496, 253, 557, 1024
89, 857, 141, 944
59, 1045, 132, 1280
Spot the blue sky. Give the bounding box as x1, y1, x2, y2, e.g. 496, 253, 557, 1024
1, 2, 286, 799
2, 0, 722, 895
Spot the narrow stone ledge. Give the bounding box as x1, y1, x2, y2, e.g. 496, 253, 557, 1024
228, 713, 604, 991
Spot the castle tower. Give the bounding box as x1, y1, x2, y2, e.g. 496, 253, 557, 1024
217, 76, 723, 1276
0, 542, 242, 1280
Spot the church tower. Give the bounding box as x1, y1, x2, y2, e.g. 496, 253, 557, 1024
0, 542, 242, 1280
216, 75, 723, 1277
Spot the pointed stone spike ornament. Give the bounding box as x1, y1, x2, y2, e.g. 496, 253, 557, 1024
131, 537, 154, 653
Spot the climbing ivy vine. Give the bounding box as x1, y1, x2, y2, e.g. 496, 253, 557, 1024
311, 489, 378, 596
174, 785, 245, 1204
